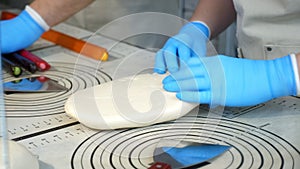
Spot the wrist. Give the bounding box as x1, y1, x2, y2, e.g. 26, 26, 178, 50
25, 5, 49, 31
191, 21, 211, 38
180, 21, 210, 39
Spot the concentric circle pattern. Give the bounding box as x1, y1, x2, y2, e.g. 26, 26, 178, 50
4, 62, 111, 117
71, 115, 300, 169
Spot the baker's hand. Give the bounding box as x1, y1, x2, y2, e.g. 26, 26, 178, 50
154, 22, 210, 74
163, 55, 297, 107
1, 6, 48, 53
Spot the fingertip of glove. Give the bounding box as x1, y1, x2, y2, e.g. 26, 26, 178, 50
163, 84, 171, 91
153, 68, 166, 74
162, 75, 174, 84
176, 93, 183, 100
163, 82, 178, 92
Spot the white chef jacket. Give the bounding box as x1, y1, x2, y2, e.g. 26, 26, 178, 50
233, 0, 300, 59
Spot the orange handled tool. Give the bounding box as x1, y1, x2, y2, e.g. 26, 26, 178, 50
1, 11, 109, 61
41, 30, 108, 61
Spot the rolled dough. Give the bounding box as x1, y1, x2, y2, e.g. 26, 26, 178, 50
0, 139, 39, 169
65, 73, 198, 129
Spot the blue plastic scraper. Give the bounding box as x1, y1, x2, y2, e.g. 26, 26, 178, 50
152, 140, 230, 169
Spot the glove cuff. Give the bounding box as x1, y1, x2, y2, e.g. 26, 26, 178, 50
180, 21, 210, 39
191, 21, 211, 38
25, 5, 50, 31
290, 53, 300, 95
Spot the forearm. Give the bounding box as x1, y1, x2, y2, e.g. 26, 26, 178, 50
190, 0, 236, 38
296, 53, 300, 66
30, 0, 94, 27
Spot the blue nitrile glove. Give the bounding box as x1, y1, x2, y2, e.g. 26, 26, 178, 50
1, 6, 48, 53
162, 144, 230, 167
163, 55, 297, 107
154, 21, 210, 74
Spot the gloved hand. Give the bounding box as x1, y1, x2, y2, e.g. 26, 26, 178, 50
154, 21, 210, 74
1, 6, 48, 53
163, 55, 297, 107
